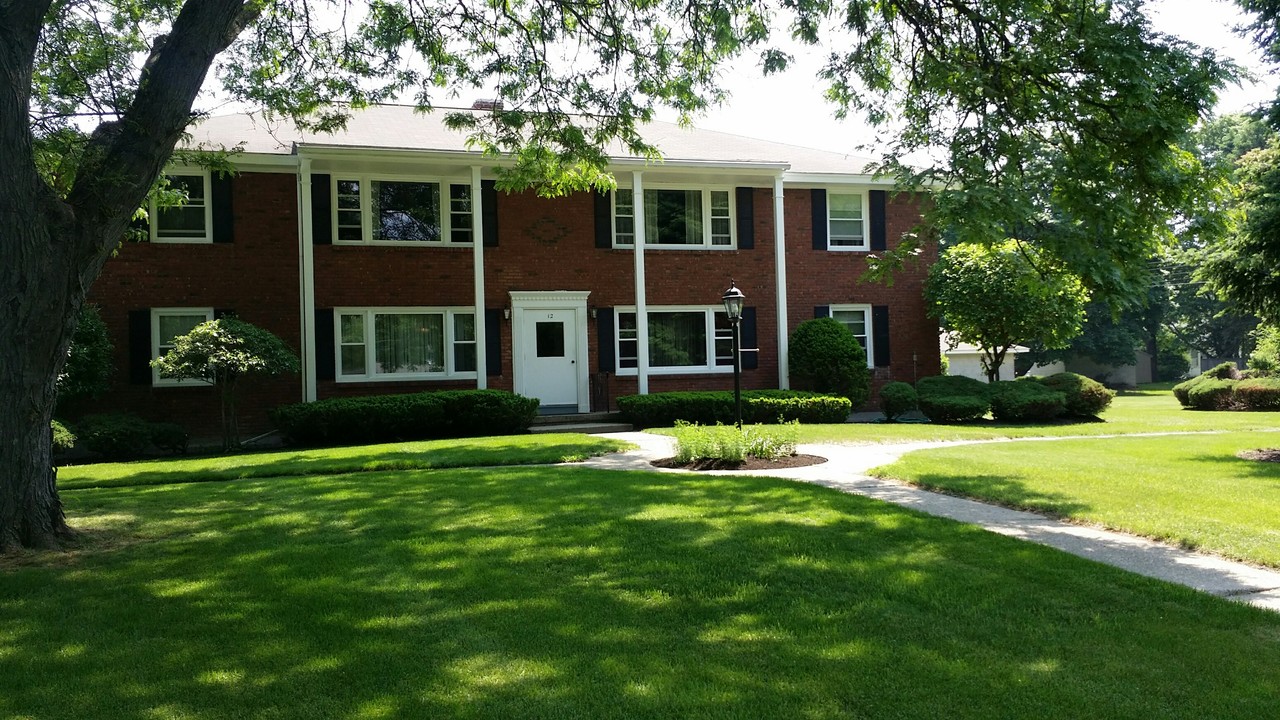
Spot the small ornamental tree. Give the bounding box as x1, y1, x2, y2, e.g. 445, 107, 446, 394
152, 318, 299, 451
927, 241, 1089, 382
788, 318, 871, 407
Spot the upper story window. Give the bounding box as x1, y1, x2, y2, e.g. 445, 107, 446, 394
152, 172, 212, 243
334, 177, 473, 245
151, 308, 214, 385
613, 187, 734, 248
616, 307, 733, 375
830, 304, 873, 367
336, 307, 476, 381
828, 192, 866, 250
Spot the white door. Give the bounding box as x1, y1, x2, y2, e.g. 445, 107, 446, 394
521, 309, 579, 408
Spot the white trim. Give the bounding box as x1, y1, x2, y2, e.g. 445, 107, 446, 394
151, 168, 213, 244
299, 157, 317, 402
826, 190, 868, 251
613, 305, 733, 377
297, 144, 790, 173
471, 166, 487, 390
509, 291, 591, 413
333, 307, 479, 382
773, 175, 789, 389
151, 307, 215, 386
330, 173, 475, 246
632, 171, 649, 395
828, 304, 874, 368
611, 183, 737, 249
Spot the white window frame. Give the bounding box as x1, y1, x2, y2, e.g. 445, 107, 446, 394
151, 169, 213, 244
829, 304, 874, 368
331, 175, 474, 246
334, 307, 478, 382
827, 190, 867, 251
151, 307, 215, 386
612, 185, 736, 249
614, 305, 734, 376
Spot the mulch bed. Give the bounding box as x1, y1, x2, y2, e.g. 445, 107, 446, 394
651, 454, 828, 471
1237, 448, 1280, 463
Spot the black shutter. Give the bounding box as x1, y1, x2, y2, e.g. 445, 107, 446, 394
741, 307, 758, 370
869, 189, 887, 251
213, 308, 235, 320
482, 180, 499, 247
485, 308, 502, 376
597, 308, 615, 372
315, 308, 335, 381
211, 173, 234, 243
312, 173, 332, 245
814, 305, 830, 319
736, 187, 754, 249
594, 189, 612, 248
128, 310, 152, 385
811, 189, 827, 249
872, 305, 891, 368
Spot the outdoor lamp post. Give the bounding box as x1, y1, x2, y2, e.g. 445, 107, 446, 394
721, 281, 746, 429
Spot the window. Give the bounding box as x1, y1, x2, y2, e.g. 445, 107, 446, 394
333, 177, 473, 245
151, 308, 214, 385
613, 188, 734, 248
830, 305, 873, 367
336, 308, 477, 381
828, 192, 865, 250
152, 172, 211, 243
616, 307, 733, 374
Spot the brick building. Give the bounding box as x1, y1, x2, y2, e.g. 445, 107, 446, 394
87, 105, 941, 435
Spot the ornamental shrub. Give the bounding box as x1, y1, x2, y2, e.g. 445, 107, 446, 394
616, 390, 851, 428
989, 380, 1067, 422
1034, 372, 1114, 417
78, 413, 154, 460
787, 318, 871, 406
1234, 378, 1280, 410
56, 304, 115, 410
149, 422, 190, 455
670, 421, 799, 463
879, 381, 918, 421
1185, 378, 1238, 410
51, 420, 76, 454
1203, 362, 1241, 380
915, 374, 991, 423
916, 374, 993, 400
271, 390, 539, 446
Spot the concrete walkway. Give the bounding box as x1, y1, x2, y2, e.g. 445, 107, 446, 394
577, 432, 1280, 612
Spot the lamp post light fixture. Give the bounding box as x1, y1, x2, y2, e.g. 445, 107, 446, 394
721, 281, 746, 429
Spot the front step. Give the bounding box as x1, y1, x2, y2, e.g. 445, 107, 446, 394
529, 411, 632, 434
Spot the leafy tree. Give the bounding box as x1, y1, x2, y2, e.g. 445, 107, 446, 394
55, 304, 114, 411
928, 241, 1089, 382
1, 0, 1231, 551
152, 318, 300, 452
1201, 142, 1280, 322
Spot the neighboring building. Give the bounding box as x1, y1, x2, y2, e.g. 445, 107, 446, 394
86, 104, 942, 435
1023, 352, 1154, 387
941, 334, 1025, 382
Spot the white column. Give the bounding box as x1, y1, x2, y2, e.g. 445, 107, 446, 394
773, 175, 789, 389
471, 166, 487, 389
632, 171, 650, 395
298, 157, 318, 402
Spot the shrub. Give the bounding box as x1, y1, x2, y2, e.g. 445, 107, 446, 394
1248, 325, 1280, 376
57, 304, 114, 408
616, 390, 851, 428
916, 374, 993, 400
879, 381, 918, 421
989, 380, 1067, 422
915, 374, 991, 423
671, 421, 798, 463
149, 422, 190, 455
1234, 378, 1280, 410
787, 318, 871, 406
1186, 378, 1238, 410
1203, 362, 1241, 380
77, 413, 154, 460
51, 420, 76, 454
271, 390, 539, 446
1034, 372, 1114, 417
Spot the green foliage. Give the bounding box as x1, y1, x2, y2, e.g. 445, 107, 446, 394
616, 390, 851, 428
1204, 362, 1243, 380
77, 413, 154, 460
1202, 142, 1280, 322
1186, 378, 1239, 411
1155, 330, 1192, 382
879, 382, 918, 422
271, 390, 539, 447
1033, 373, 1115, 418
916, 376, 992, 423
787, 318, 871, 405
1235, 378, 1280, 410
1249, 325, 1280, 375
917, 375, 994, 400
50, 420, 75, 454
989, 381, 1067, 423
928, 241, 1089, 382
56, 304, 114, 406
671, 421, 799, 463
148, 422, 189, 456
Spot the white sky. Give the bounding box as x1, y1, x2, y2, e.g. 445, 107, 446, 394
658, 0, 1277, 155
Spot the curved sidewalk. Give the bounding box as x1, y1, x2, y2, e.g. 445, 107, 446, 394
578, 432, 1280, 613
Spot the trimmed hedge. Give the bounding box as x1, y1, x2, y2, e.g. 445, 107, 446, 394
989, 380, 1067, 422
1186, 378, 1237, 410
616, 390, 852, 428
272, 390, 539, 446
917, 375, 993, 400
1235, 378, 1280, 410
880, 381, 918, 421
77, 413, 154, 460
1033, 372, 1114, 417
916, 375, 991, 423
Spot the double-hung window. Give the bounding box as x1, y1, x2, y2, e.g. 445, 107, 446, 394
827, 192, 866, 250
336, 308, 476, 381
830, 305, 873, 367
334, 177, 473, 245
152, 172, 212, 243
151, 308, 214, 385
613, 187, 734, 248
616, 307, 733, 374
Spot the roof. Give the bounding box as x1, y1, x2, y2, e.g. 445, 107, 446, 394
186, 104, 883, 176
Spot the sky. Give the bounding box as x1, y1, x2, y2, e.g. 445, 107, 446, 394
656, 0, 1277, 155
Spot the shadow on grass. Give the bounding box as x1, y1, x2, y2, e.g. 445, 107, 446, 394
902, 472, 1094, 519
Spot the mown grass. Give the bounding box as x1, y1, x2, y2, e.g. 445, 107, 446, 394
872, 431, 1280, 567
4, 464, 1280, 718
56, 433, 632, 490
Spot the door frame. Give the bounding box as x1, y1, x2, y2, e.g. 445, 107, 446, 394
510, 291, 591, 413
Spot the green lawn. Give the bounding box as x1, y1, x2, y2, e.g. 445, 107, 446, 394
5, 457, 1280, 717
56, 433, 632, 490
872, 431, 1280, 567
